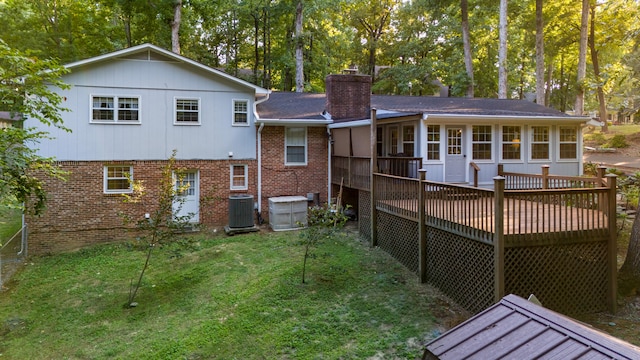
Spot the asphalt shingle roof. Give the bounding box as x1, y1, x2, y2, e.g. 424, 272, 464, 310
256, 91, 573, 121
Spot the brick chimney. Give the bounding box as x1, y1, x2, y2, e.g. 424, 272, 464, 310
325, 74, 371, 120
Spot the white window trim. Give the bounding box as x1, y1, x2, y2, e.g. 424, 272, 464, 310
285, 127, 308, 166
499, 125, 524, 163
425, 124, 441, 162
174, 97, 201, 125
401, 124, 415, 156
103, 165, 133, 194
557, 126, 579, 161
529, 125, 551, 162
230, 164, 249, 190
90, 94, 141, 124
471, 124, 494, 162
232, 99, 250, 127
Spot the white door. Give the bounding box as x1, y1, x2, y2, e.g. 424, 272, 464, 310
445, 127, 466, 183
174, 170, 199, 223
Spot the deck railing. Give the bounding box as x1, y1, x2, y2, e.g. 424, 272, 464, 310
498, 164, 606, 189
369, 168, 618, 314
332, 155, 421, 190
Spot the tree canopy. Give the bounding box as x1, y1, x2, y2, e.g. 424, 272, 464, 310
1, 0, 639, 118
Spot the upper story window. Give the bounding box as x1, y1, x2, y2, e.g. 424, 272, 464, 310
472, 125, 492, 160
559, 126, 578, 159
104, 165, 132, 194
233, 100, 249, 126
230, 164, 248, 190
530, 126, 550, 160
175, 98, 200, 124
91, 95, 140, 123
501, 125, 521, 161
426, 125, 440, 160
285, 127, 307, 165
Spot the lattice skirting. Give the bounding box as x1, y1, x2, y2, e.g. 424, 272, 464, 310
505, 242, 609, 315
377, 212, 419, 273
358, 190, 371, 242
427, 227, 495, 314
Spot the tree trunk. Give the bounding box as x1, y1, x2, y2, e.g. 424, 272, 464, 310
295, 0, 304, 93
171, 0, 182, 54
589, 4, 608, 132
535, 0, 545, 106
498, 0, 508, 99
575, 0, 589, 116
619, 205, 640, 295
460, 0, 474, 97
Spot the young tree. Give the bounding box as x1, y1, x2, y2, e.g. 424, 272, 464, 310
120, 150, 197, 307
0, 40, 69, 214
619, 202, 640, 295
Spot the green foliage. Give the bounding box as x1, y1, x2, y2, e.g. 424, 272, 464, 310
607, 134, 629, 148
0, 40, 69, 214
584, 132, 607, 145
619, 171, 640, 210
299, 204, 350, 283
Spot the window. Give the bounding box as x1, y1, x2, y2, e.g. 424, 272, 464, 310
285, 127, 307, 165
233, 100, 249, 125
472, 125, 492, 160
389, 126, 399, 154
376, 126, 383, 156
230, 164, 248, 190
426, 125, 440, 160
559, 126, 578, 159
175, 171, 196, 196
402, 125, 415, 155
530, 126, 550, 160
91, 96, 140, 123
175, 98, 200, 124
104, 166, 132, 193
502, 126, 521, 160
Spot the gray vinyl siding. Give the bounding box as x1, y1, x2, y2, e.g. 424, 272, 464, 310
31, 58, 257, 161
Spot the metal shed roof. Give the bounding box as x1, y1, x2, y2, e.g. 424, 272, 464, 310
423, 294, 640, 360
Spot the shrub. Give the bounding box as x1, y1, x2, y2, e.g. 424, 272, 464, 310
584, 132, 606, 145
607, 134, 629, 148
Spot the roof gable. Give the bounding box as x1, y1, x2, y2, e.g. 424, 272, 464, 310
64, 44, 269, 96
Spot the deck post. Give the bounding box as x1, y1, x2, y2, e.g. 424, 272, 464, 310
493, 176, 505, 303
418, 169, 427, 283
370, 109, 378, 247
497, 164, 504, 176
597, 166, 606, 186
541, 165, 549, 189
606, 174, 618, 313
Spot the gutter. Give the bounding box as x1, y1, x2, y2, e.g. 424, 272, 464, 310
254, 94, 270, 220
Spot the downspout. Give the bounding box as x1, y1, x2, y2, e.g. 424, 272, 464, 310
254, 94, 269, 222
327, 126, 332, 205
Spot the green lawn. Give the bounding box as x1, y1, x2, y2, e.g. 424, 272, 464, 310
0, 206, 22, 244
0, 228, 459, 359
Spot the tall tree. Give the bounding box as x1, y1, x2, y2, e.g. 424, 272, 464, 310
575, 0, 589, 116
498, 0, 508, 99
460, 0, 474, 97
535, 0, 545, 105
171, 0, 182, 54
295, 0, 304, 92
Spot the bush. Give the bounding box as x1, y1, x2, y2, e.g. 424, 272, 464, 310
607, 134, 629, 148
584, 132, 606, 145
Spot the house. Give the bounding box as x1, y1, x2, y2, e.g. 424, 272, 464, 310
423, 294, 640, 359
25, 44, 329, 254
0, 111, 21, 128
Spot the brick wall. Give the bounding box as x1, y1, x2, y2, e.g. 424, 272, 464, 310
259, 126, 328, 218
26, 159, 257, 254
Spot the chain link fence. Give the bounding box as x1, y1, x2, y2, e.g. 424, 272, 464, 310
1, 225, 27, 289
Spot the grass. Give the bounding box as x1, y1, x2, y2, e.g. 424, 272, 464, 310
0, 206, 22, 244
0, 228, 457, 359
